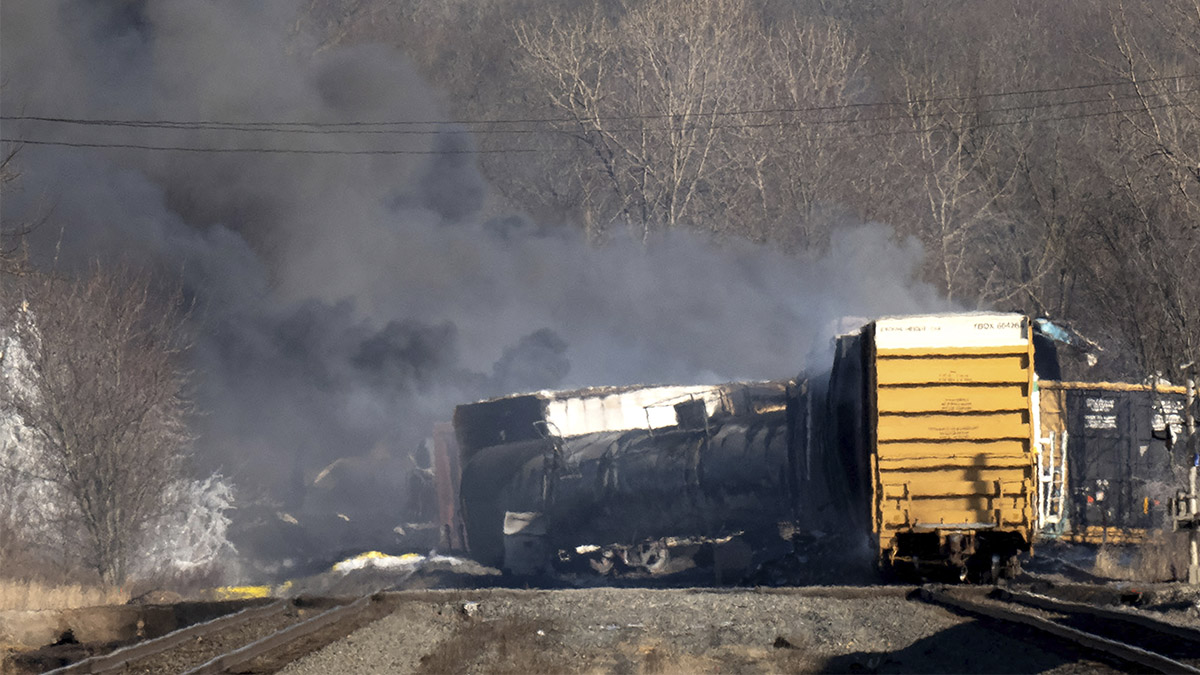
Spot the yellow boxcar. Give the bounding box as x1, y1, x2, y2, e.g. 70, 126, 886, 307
836, 313, 1036, 581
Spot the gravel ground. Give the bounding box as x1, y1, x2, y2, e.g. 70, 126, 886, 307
280, 587, 1117, 674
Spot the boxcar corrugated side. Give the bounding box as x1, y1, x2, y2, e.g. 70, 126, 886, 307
837, 313, 1037, 581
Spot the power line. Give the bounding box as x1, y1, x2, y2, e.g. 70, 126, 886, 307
6, 84, 1197, 138
0, 138, 540, 155
677, 86, 1200, 136
3, 97, 1192, 156
817, 96, 1193, 143
3, 72, 1197, 131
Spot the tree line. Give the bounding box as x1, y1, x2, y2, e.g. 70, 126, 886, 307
311, 0, 1199, 380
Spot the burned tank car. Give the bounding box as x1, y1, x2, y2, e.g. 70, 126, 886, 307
454, 382, 803, 573
827, 313, 1040, 582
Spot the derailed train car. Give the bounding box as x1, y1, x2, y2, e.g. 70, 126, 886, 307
826, 313, 1038, 582
447, 311, 1193, 582
1034, 381, 1190, 544
454, 382, 803, 575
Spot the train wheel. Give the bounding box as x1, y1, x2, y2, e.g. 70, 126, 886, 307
642, 544, 670, 574
1003, 555, 1022, 579
989, 554, 1002, 584
589, 552, 615, 575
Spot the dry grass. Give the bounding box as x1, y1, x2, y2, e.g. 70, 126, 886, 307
1093, 531, 1190, 582
0, 557, 231, 611
0, 579, 129, 611
632, 643, 730, 675
127, 562, 230, 602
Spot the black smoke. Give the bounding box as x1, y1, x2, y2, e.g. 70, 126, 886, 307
1, 0, 945, 575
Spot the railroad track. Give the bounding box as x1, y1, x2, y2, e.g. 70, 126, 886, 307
920, 585, 1200, 674
46, 594, 391, 674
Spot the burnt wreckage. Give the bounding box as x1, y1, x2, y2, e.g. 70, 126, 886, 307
447, 313, 1198, 583
453, 382, 802, 578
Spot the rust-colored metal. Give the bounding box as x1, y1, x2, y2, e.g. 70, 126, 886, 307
1063, 526, 1148, 545
1040, 380, 1189, 395
432, 422, 467, 551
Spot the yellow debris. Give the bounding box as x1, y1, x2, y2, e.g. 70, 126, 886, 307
330, 550, 426, 573
212, 585, 272, 600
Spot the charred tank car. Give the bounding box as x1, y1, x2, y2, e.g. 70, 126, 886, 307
453, 382, 807, 577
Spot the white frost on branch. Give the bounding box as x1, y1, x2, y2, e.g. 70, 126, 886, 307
0, 321, 69, 552
133, 474, 238, 577
4, 312, 238, 581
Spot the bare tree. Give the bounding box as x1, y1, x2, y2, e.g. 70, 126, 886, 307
0, 142, 34, 279
1, 267, 193, 585
1109, 0, 1200, 200
513, 1, 875, 246
515, 0, 773, 241
1081, 0, 1200, 374
880, 47, 1024, 305
299, 0, 1195, 379
744, 16, 868, 249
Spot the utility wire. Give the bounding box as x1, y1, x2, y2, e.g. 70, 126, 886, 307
818, 97, 1193, 143
3, 72, 1197, 131
0, 138, 537, 155
5, 84, 1197, 138
3, 97, 1193, 156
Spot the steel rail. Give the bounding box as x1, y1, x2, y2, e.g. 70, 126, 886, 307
45, 600, 290, 675
920, 587, 1199, 674
183, 594, 373, 674
699, 585, 920, 598
1000, 589, 1200, 647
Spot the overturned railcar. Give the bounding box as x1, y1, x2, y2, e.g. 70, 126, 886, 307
829, 313, 1038, 581
453, 382, 805, 573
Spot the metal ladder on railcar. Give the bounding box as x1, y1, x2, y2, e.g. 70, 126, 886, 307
1036, 431, 1068, 533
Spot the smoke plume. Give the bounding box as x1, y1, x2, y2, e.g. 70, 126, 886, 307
1, 1, 945, 573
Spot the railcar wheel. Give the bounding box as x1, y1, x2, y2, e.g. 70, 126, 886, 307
589, 552, 615, 575
1003, 555, 1021, 579
989, 554, 1002, 584
641, 542, 670, 574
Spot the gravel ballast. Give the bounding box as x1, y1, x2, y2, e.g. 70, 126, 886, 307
280, 587, 1118, 673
